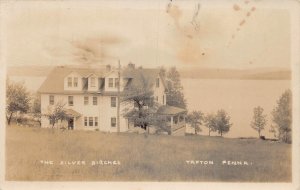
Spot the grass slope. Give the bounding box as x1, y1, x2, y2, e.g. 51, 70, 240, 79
6, 126, 291, 181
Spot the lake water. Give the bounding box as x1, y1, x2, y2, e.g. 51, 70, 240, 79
9, 76, 290, 138
182, 79, 291, 138
9, 76, 47, 93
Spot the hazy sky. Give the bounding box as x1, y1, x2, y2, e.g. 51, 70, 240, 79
3, 0, 291, 69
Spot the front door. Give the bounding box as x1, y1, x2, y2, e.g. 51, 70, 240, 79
68, 118, 74, 130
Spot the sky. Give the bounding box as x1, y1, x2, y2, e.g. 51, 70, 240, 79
2, 0, 292, 70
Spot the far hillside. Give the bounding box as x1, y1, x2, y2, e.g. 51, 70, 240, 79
179, 67, 291, 80
7, 65, 54, 77
7, 65, 291, 80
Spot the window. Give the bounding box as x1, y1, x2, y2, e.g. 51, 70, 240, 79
94, 117, 98, 126
115, 78, 119, 88
163, 95, 165, 105
84, 117, 87, 127
111, 97, 116, 107
179, 115, 184, 122
167, 117, 171, 122
84, 96, 89, 105
174, 116, 178, 124
93, 97, 97, 105
68, 77, 72, 87
49, 95, 54, 105
156, 78, 160, 88
74, 77, 78, 87
111, 117, 116, 127
91, 77, 96, 87
89, 117, 93, 126
108, 78, 114, 88
68, 96, 73, 106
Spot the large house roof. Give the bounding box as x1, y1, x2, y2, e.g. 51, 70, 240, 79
38, 66, 165, 94
122, 68, 166, 89
38, 66, 105, 94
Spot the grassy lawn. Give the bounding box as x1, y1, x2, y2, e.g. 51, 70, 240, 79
5, 126, 291, 182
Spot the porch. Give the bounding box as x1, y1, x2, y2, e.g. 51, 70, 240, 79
157, 105, 187, 136
65, 109, 81, 130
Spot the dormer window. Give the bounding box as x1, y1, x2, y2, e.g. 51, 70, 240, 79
74, 77, 78, 87
68, 77, 72, 87
66, 75, 80, 88
91, 77, 96, 87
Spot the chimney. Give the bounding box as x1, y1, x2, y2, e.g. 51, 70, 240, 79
128, 62, 135, 69
106, 64, 111, 72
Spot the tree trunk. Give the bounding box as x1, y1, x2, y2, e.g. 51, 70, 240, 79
195, 127, 197, 135
285, 131, 288, 143
208, 128, 211, 136
147, 126, 150, 134
258, 130, 261, 138
220, 130, 223, 137
7, 112, 13, 125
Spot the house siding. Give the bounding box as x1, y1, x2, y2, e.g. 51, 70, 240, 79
41, 93, 129, 132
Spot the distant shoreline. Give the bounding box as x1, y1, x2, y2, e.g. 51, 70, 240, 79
7, 65, 291, 80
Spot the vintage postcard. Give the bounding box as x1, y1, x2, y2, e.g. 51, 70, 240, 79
0, 0, 300, 190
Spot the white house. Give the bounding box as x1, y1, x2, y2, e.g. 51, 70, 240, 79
38, 64, 186, 134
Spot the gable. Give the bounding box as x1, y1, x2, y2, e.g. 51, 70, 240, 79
85, 73, 99, 78
66, 71, 81, 78
104, 70, 119, 78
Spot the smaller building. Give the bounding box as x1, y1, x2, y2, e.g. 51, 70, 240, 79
157, 105, 187, 136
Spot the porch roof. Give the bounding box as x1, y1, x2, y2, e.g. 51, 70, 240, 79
157, 105, 187, 116
65, 109, 81, 118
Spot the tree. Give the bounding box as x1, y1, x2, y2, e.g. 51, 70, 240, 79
187, 111, 204, 135
166, 67, 186, 109
43, 101, 68, 128
204, 113, 217, 136
271, 90, 292, 143
251, 106, 267, 138
214, 109, 232, 137
122, 73, 160, 133
31, 93, 41, 126
269, 124, 277, 138
6, 80, 31, 125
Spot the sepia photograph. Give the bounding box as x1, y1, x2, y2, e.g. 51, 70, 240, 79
0, 0, 299, 189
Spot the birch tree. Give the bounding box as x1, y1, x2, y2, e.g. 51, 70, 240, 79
251, 106, 267, 138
